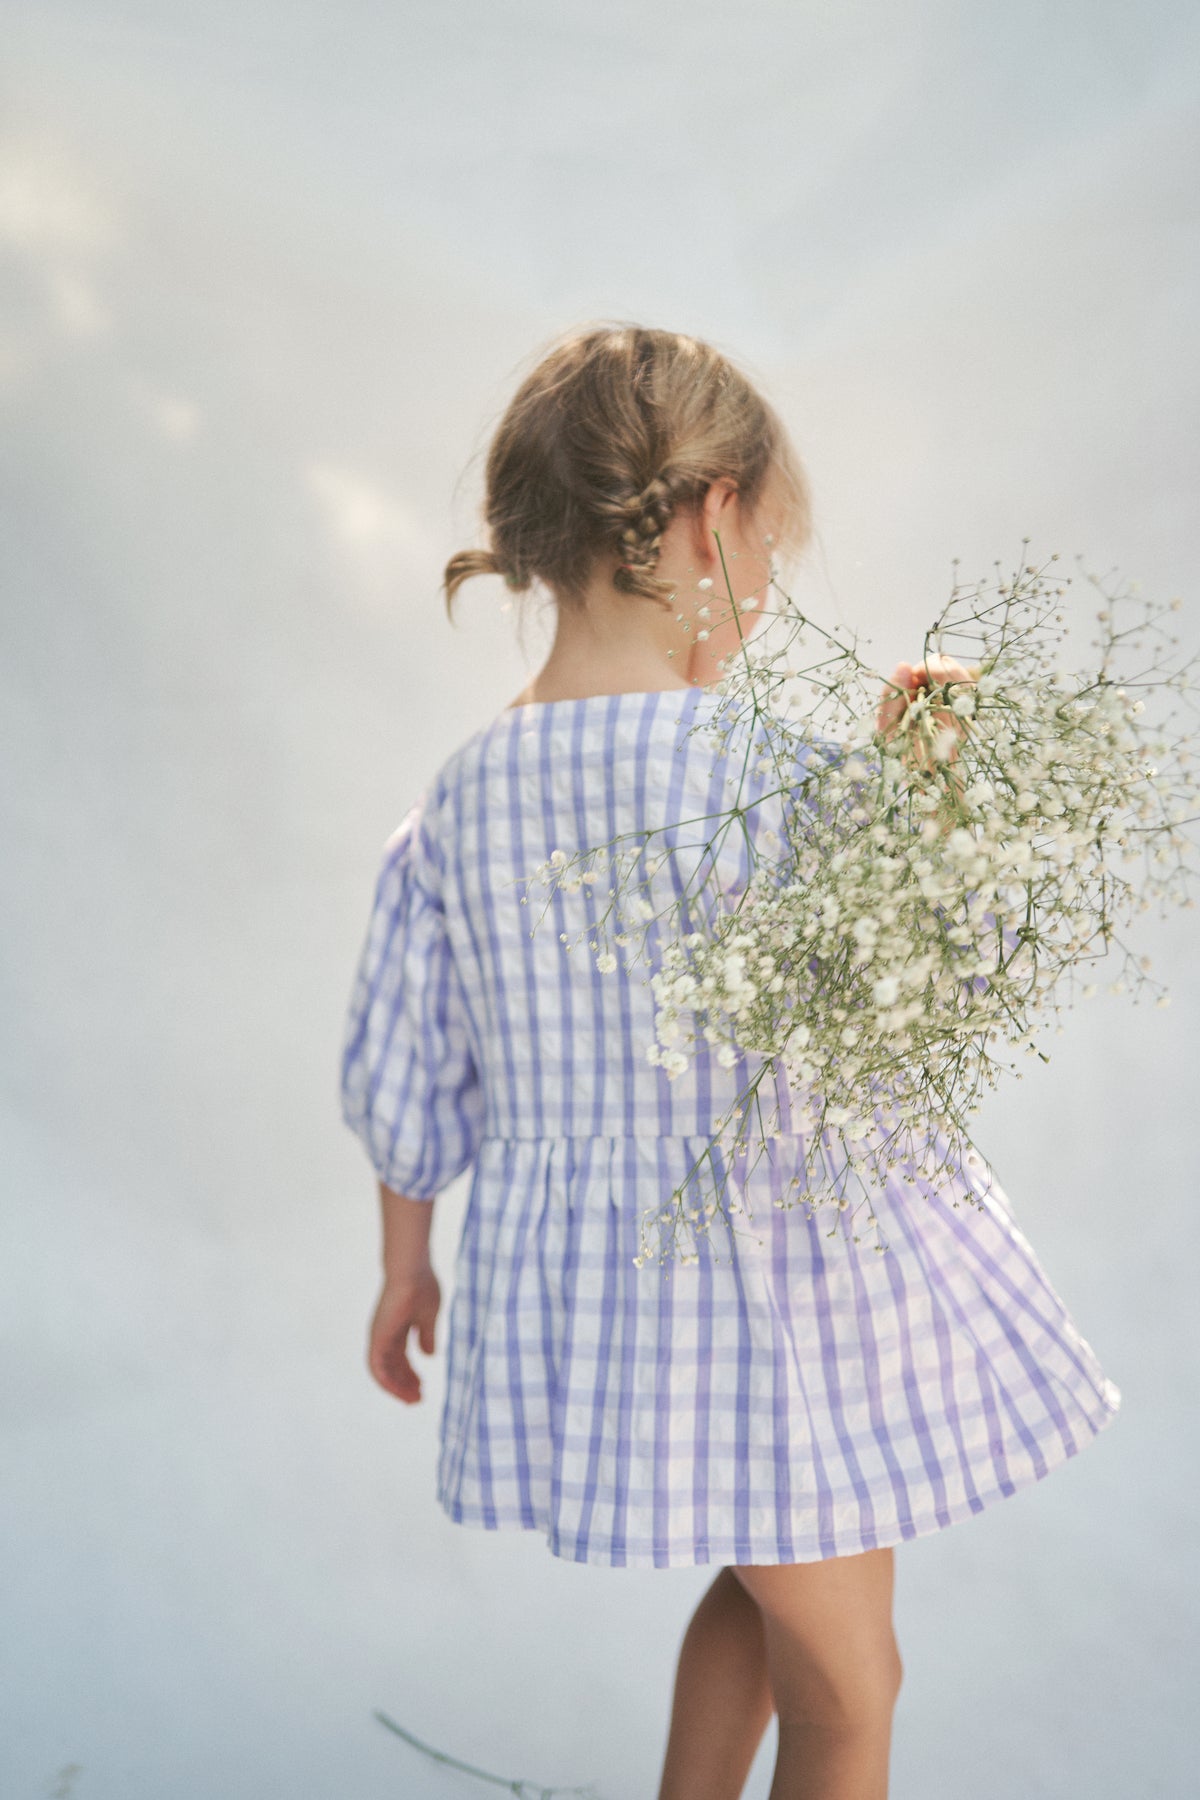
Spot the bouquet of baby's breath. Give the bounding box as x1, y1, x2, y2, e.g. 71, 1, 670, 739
525, 544, 1199, 1269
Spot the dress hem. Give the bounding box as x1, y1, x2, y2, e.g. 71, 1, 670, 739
435, 1381, 1121, 1569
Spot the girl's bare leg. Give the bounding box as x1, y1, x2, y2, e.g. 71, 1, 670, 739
656, 1566, 776, 1800
732, 1547, 901, 1800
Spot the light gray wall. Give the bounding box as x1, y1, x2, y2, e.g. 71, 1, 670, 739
2, 4, 1197, 1796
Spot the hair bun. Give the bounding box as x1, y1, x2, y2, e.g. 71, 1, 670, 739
442, 323, 811, 617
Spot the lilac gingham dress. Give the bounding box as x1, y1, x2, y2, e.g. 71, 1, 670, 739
339, 686, 1121, 1568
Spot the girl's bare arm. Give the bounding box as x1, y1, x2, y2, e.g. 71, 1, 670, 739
378, 1180, 435, 1280
366, 1183, 440, 1405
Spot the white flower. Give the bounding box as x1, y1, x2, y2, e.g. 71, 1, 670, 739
534, 567, 1199, 1265
595, 951, 618, 974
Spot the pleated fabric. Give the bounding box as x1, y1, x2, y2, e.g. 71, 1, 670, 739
340, 687, 1120, 1567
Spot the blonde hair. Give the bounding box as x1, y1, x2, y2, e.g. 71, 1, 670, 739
443, 323, 812, 616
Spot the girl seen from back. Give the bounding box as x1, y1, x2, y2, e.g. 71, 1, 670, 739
339, 325, 1120, 1800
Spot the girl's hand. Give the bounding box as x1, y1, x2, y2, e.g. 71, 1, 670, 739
876, 655, 979, 769
367, 1267, 441, 1404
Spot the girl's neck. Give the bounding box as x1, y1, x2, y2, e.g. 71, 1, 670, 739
506, 646, 700, 707
510, 570, 693, 706
504, 507, 773, 707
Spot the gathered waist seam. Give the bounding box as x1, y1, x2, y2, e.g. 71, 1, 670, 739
477, 1130, 729, 1142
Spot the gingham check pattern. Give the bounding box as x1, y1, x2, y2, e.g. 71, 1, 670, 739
340, 688, 1121, 1567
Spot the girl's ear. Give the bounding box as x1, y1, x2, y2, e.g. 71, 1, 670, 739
696, 479, 740, 565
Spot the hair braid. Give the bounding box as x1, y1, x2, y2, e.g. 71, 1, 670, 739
611, 475, 678, 600
442, 322, 812, 619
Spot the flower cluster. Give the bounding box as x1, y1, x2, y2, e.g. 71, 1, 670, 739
526, 547, 1198, 1268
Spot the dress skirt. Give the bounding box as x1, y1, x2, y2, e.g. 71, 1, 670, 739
435, 1132, 1120, 1569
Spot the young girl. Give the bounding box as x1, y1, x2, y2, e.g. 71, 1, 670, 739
339, 324, 1121, 1800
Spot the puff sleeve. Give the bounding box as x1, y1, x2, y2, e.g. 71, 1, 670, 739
339, 797, 485, 1199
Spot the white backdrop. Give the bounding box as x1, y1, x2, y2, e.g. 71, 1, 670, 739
2, 4, 1197, 1796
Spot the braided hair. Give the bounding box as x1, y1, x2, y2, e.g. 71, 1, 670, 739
444, 324, 810, 614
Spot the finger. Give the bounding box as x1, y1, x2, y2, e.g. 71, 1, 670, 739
376, 1361, 420, 1403
368, 1331, 421, 1403
880, 667, 931, 742
926, 654, 974, 687
417, 1315, 435, 1355
877, 661, 913, 717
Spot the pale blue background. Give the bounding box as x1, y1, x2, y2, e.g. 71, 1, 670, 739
2, 3, 1197, 1796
